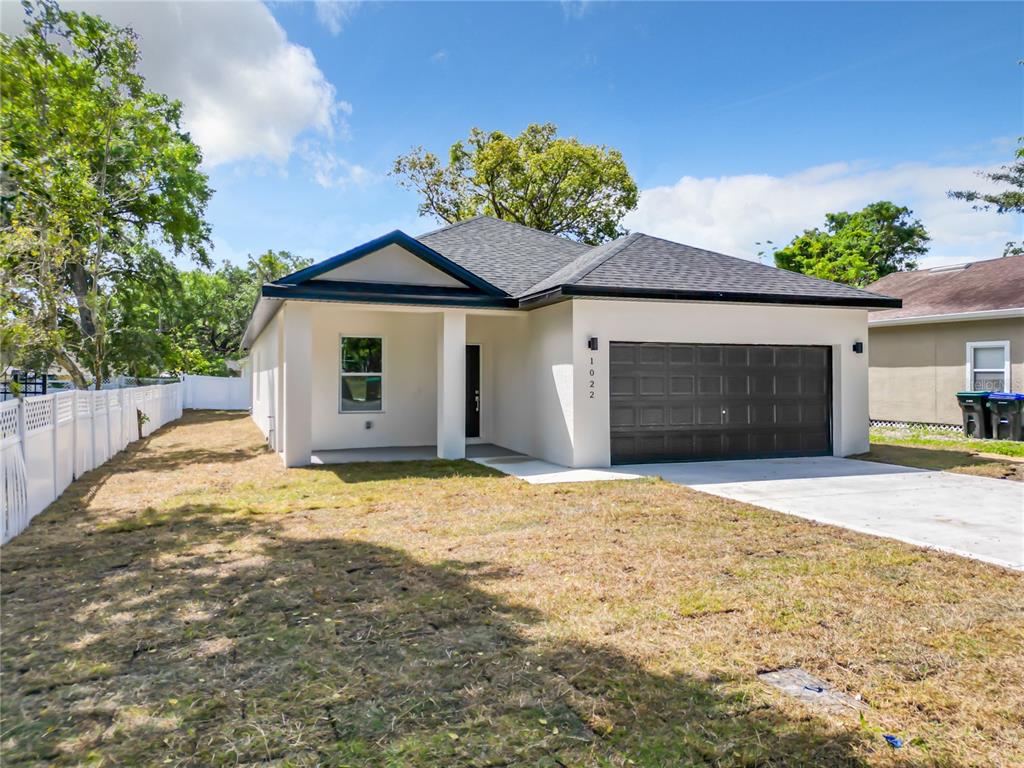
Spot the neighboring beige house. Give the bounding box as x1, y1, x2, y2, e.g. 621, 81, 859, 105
866, 255, 1024, 426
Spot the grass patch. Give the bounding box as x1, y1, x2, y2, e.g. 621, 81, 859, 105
2, 411, 1021, 766
862, 427, 1024, 481
871, 425, 1024, 458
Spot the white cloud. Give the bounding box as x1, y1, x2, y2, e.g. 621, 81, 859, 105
314, 0, 360, 35
561, 1, 591, 20
430, 49, 449, 64
300, 143, 375, 189
2, 1, 345, 167
625, 160, 1022, 266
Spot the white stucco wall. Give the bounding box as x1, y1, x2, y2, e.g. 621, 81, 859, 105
309, 303, 440, 450
528, 302, 576, 467
569, 299, 870, 466
313, 243, 464, 287
250, 296, 869, 468
250, 310, 280, 442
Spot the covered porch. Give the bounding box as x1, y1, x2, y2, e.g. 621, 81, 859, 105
260, 300, 537, 467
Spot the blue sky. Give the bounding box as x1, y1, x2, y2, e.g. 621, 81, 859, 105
10, 1, 1023, 265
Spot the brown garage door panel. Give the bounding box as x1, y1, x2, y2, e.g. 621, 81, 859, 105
609, 342, 832, 464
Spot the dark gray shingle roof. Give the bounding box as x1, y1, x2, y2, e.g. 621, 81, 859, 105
416, 217, 897, 306
418, 216, 589, 296
567, 234, 898, 304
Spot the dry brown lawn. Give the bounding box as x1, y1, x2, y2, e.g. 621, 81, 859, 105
2, 411, 1022, 767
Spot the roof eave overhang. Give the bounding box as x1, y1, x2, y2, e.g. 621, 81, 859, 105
868, 306, 1024, 327
276, 230, 508, 297
241, 282, 519, 349
262, 281, 518, 308
241, 295, 284, 351
519, 284, 903, 309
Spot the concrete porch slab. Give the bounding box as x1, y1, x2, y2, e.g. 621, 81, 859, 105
312, 443, 523, 465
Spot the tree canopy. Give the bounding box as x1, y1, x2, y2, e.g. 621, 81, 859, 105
391, 123, 638, 245
771, 201, 930, 286
948, 138, 1024, 256
1, 0, 212, 387
160, 251, 311, 376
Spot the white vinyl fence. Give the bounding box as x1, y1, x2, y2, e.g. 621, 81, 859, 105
182, 373, 250, 411
0, 383, 182, 544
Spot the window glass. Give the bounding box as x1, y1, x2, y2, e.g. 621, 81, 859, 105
972, 372, 1004, 390
340, 337, 383, 412
973, 346, 1005, 371
341, 375, 383, 411
342, 337, 382, 372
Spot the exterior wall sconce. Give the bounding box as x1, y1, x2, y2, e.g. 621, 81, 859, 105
587, 336, 599, 351
852, 341, 864, 354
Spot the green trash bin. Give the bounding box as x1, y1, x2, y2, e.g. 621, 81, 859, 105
955, 391, 991, 438
987, 392, 1024, 441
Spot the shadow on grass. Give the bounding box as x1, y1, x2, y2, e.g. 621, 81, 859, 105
859, 443, 1023, 480
2, 480, 915, 765
310, 459, 506, 484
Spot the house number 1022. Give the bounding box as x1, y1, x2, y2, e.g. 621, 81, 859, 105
588, 356, 596, 399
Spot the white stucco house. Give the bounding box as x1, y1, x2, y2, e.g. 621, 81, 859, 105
241, 216, 900, 468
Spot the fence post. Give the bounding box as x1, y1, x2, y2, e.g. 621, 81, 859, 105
50, 396, 58, 499
71, 391, 78, 480
16, 396, 26, 464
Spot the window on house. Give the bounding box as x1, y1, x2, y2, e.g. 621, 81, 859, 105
340, 336, 383, 412
966, 341, 1010, 391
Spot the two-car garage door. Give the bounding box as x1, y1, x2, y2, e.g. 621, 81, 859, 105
609, 342, 832, 464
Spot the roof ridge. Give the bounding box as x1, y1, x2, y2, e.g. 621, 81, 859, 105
631, 232, 894, 299
519, 232, 641, 296
415, 214, 489, 239
563, 232, 643, 283
418, 214, 589, 249
484, 216, 591, 247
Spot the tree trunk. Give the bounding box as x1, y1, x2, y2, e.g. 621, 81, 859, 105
70, 262, 97, 338
52, 346, 89, 390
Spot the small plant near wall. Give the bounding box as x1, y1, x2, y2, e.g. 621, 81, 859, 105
136, 408, 150, 439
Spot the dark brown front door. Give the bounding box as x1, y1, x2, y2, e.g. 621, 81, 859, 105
466, 345, 480, 438
609, 342, 832, 464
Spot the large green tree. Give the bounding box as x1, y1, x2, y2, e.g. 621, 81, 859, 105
1, 0, 212, 387
772, 201, 930, 286
97, 250, 311, 378
948, 138, 1024, 256
162, 250, 312, 375
391, 123, 638, 245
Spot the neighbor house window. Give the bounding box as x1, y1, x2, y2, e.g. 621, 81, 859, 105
966, 341, 1010, 391
340, 336, 383, 412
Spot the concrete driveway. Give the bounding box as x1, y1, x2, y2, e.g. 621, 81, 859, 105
622, 457, 1024, 570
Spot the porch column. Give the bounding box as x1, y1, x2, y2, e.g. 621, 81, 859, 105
436, 309, 466, 459
282, 302, 313, 467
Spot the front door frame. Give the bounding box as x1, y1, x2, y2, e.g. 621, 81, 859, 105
465, 343, 482, 440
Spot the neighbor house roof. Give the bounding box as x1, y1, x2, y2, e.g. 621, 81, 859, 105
242, 216, 900, 348
866, 255, 1024, 325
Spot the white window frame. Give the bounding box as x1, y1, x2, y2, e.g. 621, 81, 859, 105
965, 340, 1010, 391
339, 335, 384, 413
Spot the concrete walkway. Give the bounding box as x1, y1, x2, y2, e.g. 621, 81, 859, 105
470, 453, 642, 484
622, 457, 1024, 570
